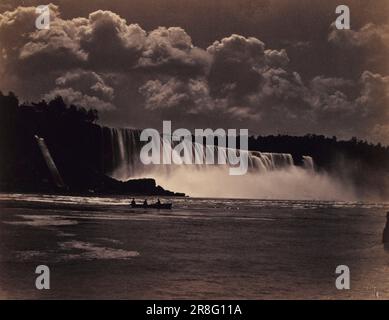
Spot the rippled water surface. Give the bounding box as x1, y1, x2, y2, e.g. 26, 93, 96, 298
1, 193, 389, 299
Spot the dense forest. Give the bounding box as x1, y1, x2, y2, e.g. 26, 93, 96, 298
1, 91, 389, 199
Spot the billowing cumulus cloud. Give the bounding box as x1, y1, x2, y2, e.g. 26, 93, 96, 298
43, 87, 115, 111
79, 10, 146, 70
0, 5, 388, 144
306, 71, 389, 140
54, 70, 115, 101
44, 69, 116, 111
0, 5, 86, 73
138, 27, 211, 75
328, 23, 389, 50
328, 23, 389, 75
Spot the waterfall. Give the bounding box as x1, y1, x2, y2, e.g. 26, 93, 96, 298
99, 127, 342, 199
35, 135, 66, 188
102, 127, 300, 181
302, 156, 315, 170
102, 128, 143, 180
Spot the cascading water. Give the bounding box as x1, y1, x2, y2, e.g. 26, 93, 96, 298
103, 127, 296, 177
101, 127, 355, 200
103, 128, 143, 180
302, 156, 314, 170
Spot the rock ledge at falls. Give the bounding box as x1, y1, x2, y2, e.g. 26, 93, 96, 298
72, 172, 186, 197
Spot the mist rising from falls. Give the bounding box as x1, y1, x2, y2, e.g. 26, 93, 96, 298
102, 128, 355, 200
146, 166, 355, 200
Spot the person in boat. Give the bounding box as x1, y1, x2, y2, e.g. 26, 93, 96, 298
156, 198, 161, 205
131, 198, 136, 206
143, 199, 148, 206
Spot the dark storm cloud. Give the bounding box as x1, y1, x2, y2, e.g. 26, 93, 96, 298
0, 3, 388, 143
328, 22, 389, 74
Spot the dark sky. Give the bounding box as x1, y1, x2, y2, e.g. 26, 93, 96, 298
0, 0, 388, 143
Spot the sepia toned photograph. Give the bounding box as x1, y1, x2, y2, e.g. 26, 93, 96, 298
0, 0, 389, 303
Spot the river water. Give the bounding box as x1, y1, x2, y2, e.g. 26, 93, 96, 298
0, 193, 389, 299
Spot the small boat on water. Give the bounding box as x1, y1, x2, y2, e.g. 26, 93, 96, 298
130, 202, 172, 210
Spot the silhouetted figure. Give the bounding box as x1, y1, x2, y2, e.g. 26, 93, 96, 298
157, 198, 161, 205
143, 199, 148, 207
383, 212, 389, 245
131, 198, 136, 206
